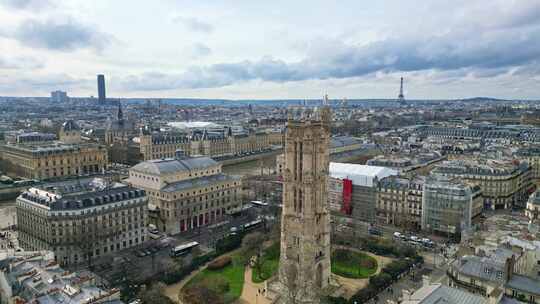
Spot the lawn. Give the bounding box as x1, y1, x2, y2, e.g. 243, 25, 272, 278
252, 242, 280, 283
331, 249, 378, 279
185, 254, 245, 303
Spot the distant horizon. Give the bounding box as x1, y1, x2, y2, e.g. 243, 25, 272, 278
1, 95, 538, 103
1, 1, 540, 99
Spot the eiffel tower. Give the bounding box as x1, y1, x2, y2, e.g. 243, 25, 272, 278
398, 77, 406, 104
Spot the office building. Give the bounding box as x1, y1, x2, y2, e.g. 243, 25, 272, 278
328, 163, 397, 223
526, 190, 540, 235
128, 153, 242, 234
97, 74, 106, 103
376, 175, 425, 230
138, 127, 276, 161
431, 159, 533, 210
50, 90, 68, 103
422, 176, 483, 239
515, 146, 540, 185
16, 178, 147, 266
0, 121, 108, 179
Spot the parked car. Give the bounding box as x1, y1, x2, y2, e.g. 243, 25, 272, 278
393, 232, 405, 239
368, 227, 383, 236
422, 238, 435, 247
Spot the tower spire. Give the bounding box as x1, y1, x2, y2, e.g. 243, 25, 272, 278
398, 77, 405, 103
117, 101, 123, 120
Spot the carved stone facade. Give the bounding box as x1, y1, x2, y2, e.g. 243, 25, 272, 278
0, 121, 108, 179
138, 127, 281, 161
278, 102, 332, 304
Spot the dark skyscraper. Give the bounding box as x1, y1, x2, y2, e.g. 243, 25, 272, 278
97, 74, 106, 103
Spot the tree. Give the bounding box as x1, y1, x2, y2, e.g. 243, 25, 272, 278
137, 282, 174, 304
242, 232, 265, 254
180, 285, 224, 304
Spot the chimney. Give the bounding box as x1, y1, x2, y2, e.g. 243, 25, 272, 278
175, 149, 186, 160
505, 255, 515, 281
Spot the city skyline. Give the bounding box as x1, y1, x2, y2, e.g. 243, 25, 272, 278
1, 0, 540, 99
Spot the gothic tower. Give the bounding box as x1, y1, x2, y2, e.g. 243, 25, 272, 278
278, 96, 332, 304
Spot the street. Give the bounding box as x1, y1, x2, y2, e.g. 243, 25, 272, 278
69, 205, 273, 288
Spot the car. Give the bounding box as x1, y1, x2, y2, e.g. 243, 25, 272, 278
143, 249, 152, 256
393, 232, 404, 239
422, 238, 435, 247
149, 246, 159, 253
410, 235, 420, 242
135, 250, 146, 257
368, 228, 383, 236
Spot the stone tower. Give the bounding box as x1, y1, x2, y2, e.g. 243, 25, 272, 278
59, 120, 81, 144
278, 97, 332, 304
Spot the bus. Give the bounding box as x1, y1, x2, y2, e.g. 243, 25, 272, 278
170, 241, 199, 257
250, 200, 269, 208
242, 219, 263, 231
227, 204, 253, 216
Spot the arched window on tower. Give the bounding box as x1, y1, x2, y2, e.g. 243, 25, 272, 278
298, 189, 303, 213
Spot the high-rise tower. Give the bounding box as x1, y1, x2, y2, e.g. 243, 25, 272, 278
278, 95, 332, 304
398, 77, 405, 103
97, 74, 106, 103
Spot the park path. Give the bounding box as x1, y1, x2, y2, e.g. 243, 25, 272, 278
162, 250, 241, 304
236, 267, 271, 304
331, 246, 395, 299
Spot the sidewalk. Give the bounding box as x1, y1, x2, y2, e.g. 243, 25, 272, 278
236, 267, 271, 304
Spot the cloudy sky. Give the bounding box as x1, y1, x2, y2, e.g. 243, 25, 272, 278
1, 0, 539, 99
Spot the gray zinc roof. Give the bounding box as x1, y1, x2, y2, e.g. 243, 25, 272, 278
418, 285, 486, 304
506, 274, 540, 296
131, 157, 218, 175
452, 256, 506, 283
162, 173, 240, 192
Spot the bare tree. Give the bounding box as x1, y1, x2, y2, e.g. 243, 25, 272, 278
242, 232, 265, 254
138, 282, 174, 304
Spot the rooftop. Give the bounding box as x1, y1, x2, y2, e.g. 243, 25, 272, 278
329, 162, 397, 187
130, 156, 219, 175
167, 121, 221, 129
330, 136, 362, 148
161, 173, 240, 192
2, 141, 103, 153
452, 255, 506, 283
432, 159, 527, 176
506, 274, 540, 296
18, 178, 145, 211
0, 251, 123, 304
402, 283, 486, 304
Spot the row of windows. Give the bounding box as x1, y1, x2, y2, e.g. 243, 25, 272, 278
37, 154, 105, 167
147, 184, 239, 200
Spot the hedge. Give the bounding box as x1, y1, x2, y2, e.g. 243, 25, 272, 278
207, 256, 232, 271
